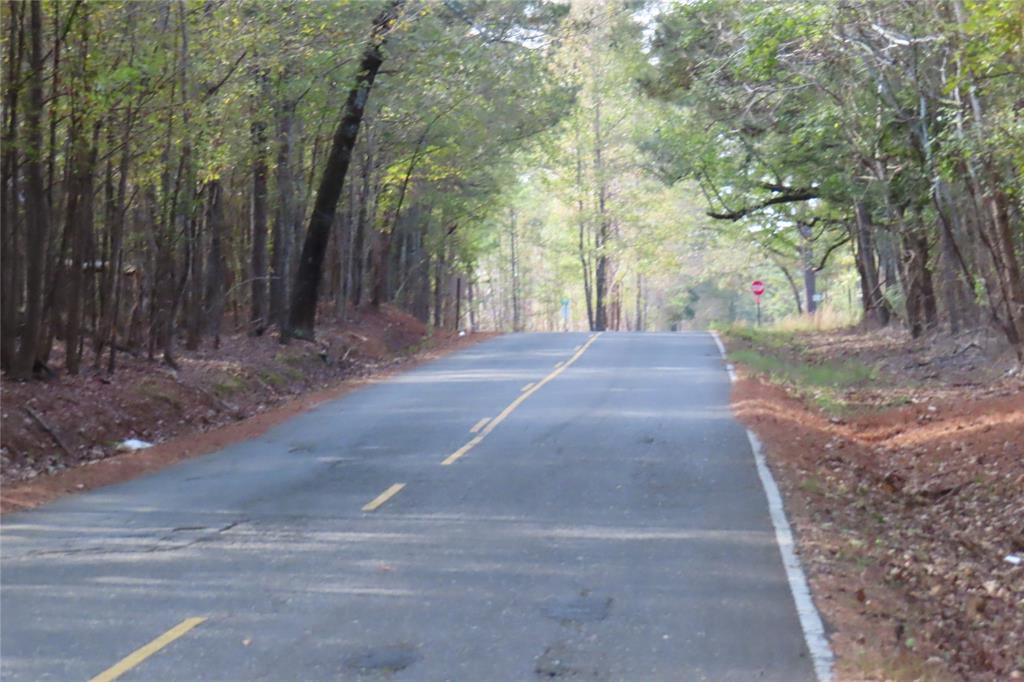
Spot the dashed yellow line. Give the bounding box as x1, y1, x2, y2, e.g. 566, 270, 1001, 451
90, 617, 206, 682
470, 417, 490, 434
362, 483, 406, 512
442, 334, 601, 466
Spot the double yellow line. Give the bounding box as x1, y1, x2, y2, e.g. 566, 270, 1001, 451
441, 333, 601, 466
363, 333, 601, 511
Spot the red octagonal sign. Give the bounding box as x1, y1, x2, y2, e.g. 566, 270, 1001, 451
751, 280, 766, 297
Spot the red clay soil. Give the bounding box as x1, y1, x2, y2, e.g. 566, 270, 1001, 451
730, 335, 1023, 680
1, 306, 493, 513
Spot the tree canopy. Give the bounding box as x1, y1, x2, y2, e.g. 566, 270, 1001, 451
2, 0, 1022, 377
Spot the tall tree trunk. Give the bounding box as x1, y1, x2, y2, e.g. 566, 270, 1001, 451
574, 122, 594, 331
250, 100, 269, 335
12, 0, 47, 379
1, 0, 25, 372
63, 9, 96, 376
454, 276, 462, 332
634, 272, 642, 331
102, 106, 132, 371
350, 141, 373, 308
933, 179, 972, 333
413, 216, 431, 323
895, 210, 937, 338
288, 0, 401, 339
335, 177, 354, 318
433, 235, 445, 328
509, 209, 521, 332
270, 95, 296, 332
592, 95, 608, 331
467, 275, 477, 332
64, 123, 99, 376
853, 200, 891, 327
203, 179, 225, 346
369, 229, 391, 308
798, 222, 817, 315
179, 4, 201, 352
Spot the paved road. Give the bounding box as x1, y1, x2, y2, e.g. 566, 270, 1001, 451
1, 332, 819, 681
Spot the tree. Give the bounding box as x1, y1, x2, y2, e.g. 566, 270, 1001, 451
12, 0, 49, 379
288, 0, 403, 340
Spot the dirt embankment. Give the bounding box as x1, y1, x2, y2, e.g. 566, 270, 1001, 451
1, 306, 491, 513
726, 328, 1023, 681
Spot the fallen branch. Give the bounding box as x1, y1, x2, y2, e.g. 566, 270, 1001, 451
23, 407, 73, 457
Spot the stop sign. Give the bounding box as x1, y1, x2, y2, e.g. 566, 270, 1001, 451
751, 280, 765, 297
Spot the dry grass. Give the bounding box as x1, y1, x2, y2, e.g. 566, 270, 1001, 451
770, 304, 862, 333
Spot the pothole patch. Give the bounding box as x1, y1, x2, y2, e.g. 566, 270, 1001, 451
344, 643, 421, 674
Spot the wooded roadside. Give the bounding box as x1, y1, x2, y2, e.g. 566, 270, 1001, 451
725, 327, 1023, 681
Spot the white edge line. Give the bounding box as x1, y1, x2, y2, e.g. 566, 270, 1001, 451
709, 331, 834, 682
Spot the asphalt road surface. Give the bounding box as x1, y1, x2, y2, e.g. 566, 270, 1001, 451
1, 332, 821, 681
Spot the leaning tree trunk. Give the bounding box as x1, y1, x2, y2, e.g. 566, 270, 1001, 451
288, 0, 402, 339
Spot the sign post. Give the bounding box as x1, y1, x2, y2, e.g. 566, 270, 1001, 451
751, 280, 766, 326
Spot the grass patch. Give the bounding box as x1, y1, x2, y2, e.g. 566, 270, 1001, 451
276, 352, 309, 369
720, 316, 884, 415
135, 381, 184, 410
720, 324, 795, 350
845, 647, 953, 682
728, 346, 876, 416
799, 476, 824, 496
257, 369, 290, 389
728, 348, 875, 388
210, 373, 247, 398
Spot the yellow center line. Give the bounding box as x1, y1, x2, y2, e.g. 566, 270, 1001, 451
521, 382, 535, 392
90, 617, 207, 682
441, 333, 601, 466
469, 417, 491, 433
362, 483, 406, 512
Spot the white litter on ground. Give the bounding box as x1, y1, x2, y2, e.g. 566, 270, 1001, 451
117, 439, 153, 452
